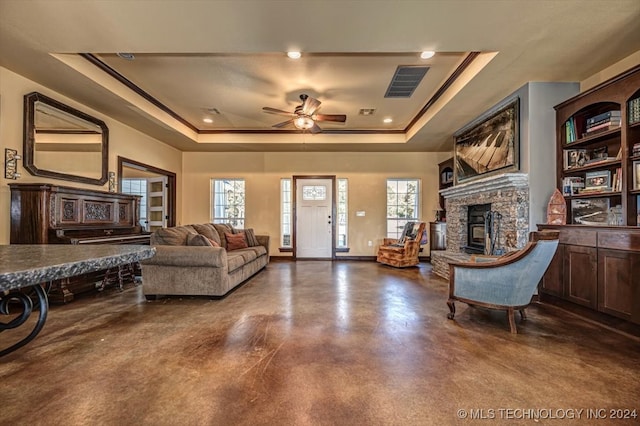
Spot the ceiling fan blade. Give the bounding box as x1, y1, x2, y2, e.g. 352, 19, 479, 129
308, 123, 323, 134
301, 96, 322, 116
313, 114, 347, 123
263, 107, 295, 116
272, 119, 294, 128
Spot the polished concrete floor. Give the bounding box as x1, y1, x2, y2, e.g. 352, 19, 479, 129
2, 261, 640, 425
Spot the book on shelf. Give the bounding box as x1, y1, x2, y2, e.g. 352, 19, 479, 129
564, 117, 577, 143
611, 167, 622, 192
578, 187, 612, 195
633, 142, 640, 157
587, 117, 621, 128
585, 120, 621, 135
629, 97, 640, 125
586, 110, 621, 127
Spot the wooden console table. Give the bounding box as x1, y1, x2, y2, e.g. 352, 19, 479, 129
0, 244, 155, 357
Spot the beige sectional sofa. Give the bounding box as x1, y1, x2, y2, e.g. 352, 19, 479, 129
140, 223, 269, 299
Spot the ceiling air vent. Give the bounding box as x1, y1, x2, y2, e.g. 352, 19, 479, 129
384, 66, 429, 98
359, 108, 376, 116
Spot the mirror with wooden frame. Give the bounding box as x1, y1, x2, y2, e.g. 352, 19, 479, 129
23, 92, 109, 185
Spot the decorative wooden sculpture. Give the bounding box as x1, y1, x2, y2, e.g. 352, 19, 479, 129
546, 188, 566, 225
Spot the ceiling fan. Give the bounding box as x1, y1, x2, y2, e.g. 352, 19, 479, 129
262, 94, 346, 134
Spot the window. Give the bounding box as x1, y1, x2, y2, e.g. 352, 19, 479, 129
337, 178, 348, 248
121, 178, 148, 230
211, 179, 245, 227
281, 178, 292, 247
386, 179, 420, 239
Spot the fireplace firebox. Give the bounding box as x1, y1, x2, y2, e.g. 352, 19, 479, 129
465, 203, 491, 254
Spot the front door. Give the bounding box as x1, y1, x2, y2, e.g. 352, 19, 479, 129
296, 178, 333, 258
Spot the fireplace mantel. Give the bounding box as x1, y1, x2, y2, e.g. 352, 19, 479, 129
440, 173, 529, 199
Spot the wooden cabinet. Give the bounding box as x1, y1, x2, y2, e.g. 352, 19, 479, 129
564, 244, 598, 309
555, 64, 640, 226
9, 183, 149, 302
540, 244, 564, 297
597, 248, 640, 323
538, 224, 640, 325
10, 183, 143, 243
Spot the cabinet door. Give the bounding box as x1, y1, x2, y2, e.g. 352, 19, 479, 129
540, 243, 564, 297
564, 244, 598, 308
597, 248, 640, 323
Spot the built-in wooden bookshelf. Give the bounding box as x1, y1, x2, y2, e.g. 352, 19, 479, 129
555, 64, 640, 226
539, 65, 640, 331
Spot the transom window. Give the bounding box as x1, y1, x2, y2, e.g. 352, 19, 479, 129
211, 179, 245, 227
302, 185, 326, 200
386, 178, 420, 239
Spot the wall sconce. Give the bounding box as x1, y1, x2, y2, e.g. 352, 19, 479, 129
5, 148, 21, 180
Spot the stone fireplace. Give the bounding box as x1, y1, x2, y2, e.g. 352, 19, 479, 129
430, 173, 530, 279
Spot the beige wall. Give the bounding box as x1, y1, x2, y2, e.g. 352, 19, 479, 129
0, 67, 183, 244
182, 151, 451, 257
581, 50, 640, 91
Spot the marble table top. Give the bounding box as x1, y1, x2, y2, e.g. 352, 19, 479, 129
0, 245, 156, 292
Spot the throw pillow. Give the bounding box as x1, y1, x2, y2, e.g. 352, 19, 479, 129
207, 237, 220, 247
191, 223, 222, 246
243, 228, 260, 247
225, 232, 248, 251
213, 223, 234, 249
186, 233, 213, 246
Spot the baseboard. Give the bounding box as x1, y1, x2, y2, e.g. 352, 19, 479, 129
269, 256, 431, 262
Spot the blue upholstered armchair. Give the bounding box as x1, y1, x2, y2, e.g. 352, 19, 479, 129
447, 230, 559, 333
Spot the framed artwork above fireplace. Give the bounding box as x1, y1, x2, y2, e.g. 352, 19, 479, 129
453, 97, 520, 184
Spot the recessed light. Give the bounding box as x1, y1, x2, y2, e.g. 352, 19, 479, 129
420, 51, 435, 59
287, 51, 302, 59
383, 118, 393, 123
203, 118, 214, 124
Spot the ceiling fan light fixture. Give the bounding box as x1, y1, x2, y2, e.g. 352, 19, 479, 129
420, 51, 435, 59
294, 116, 314, 130
287, 51, 302, 59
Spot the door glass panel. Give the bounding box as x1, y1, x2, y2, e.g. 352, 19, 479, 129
302, 185, 326, 200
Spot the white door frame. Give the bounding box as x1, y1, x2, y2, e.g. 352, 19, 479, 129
293, 175, 336, 260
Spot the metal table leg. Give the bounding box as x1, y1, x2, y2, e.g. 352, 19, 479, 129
0, 284, 49, 357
